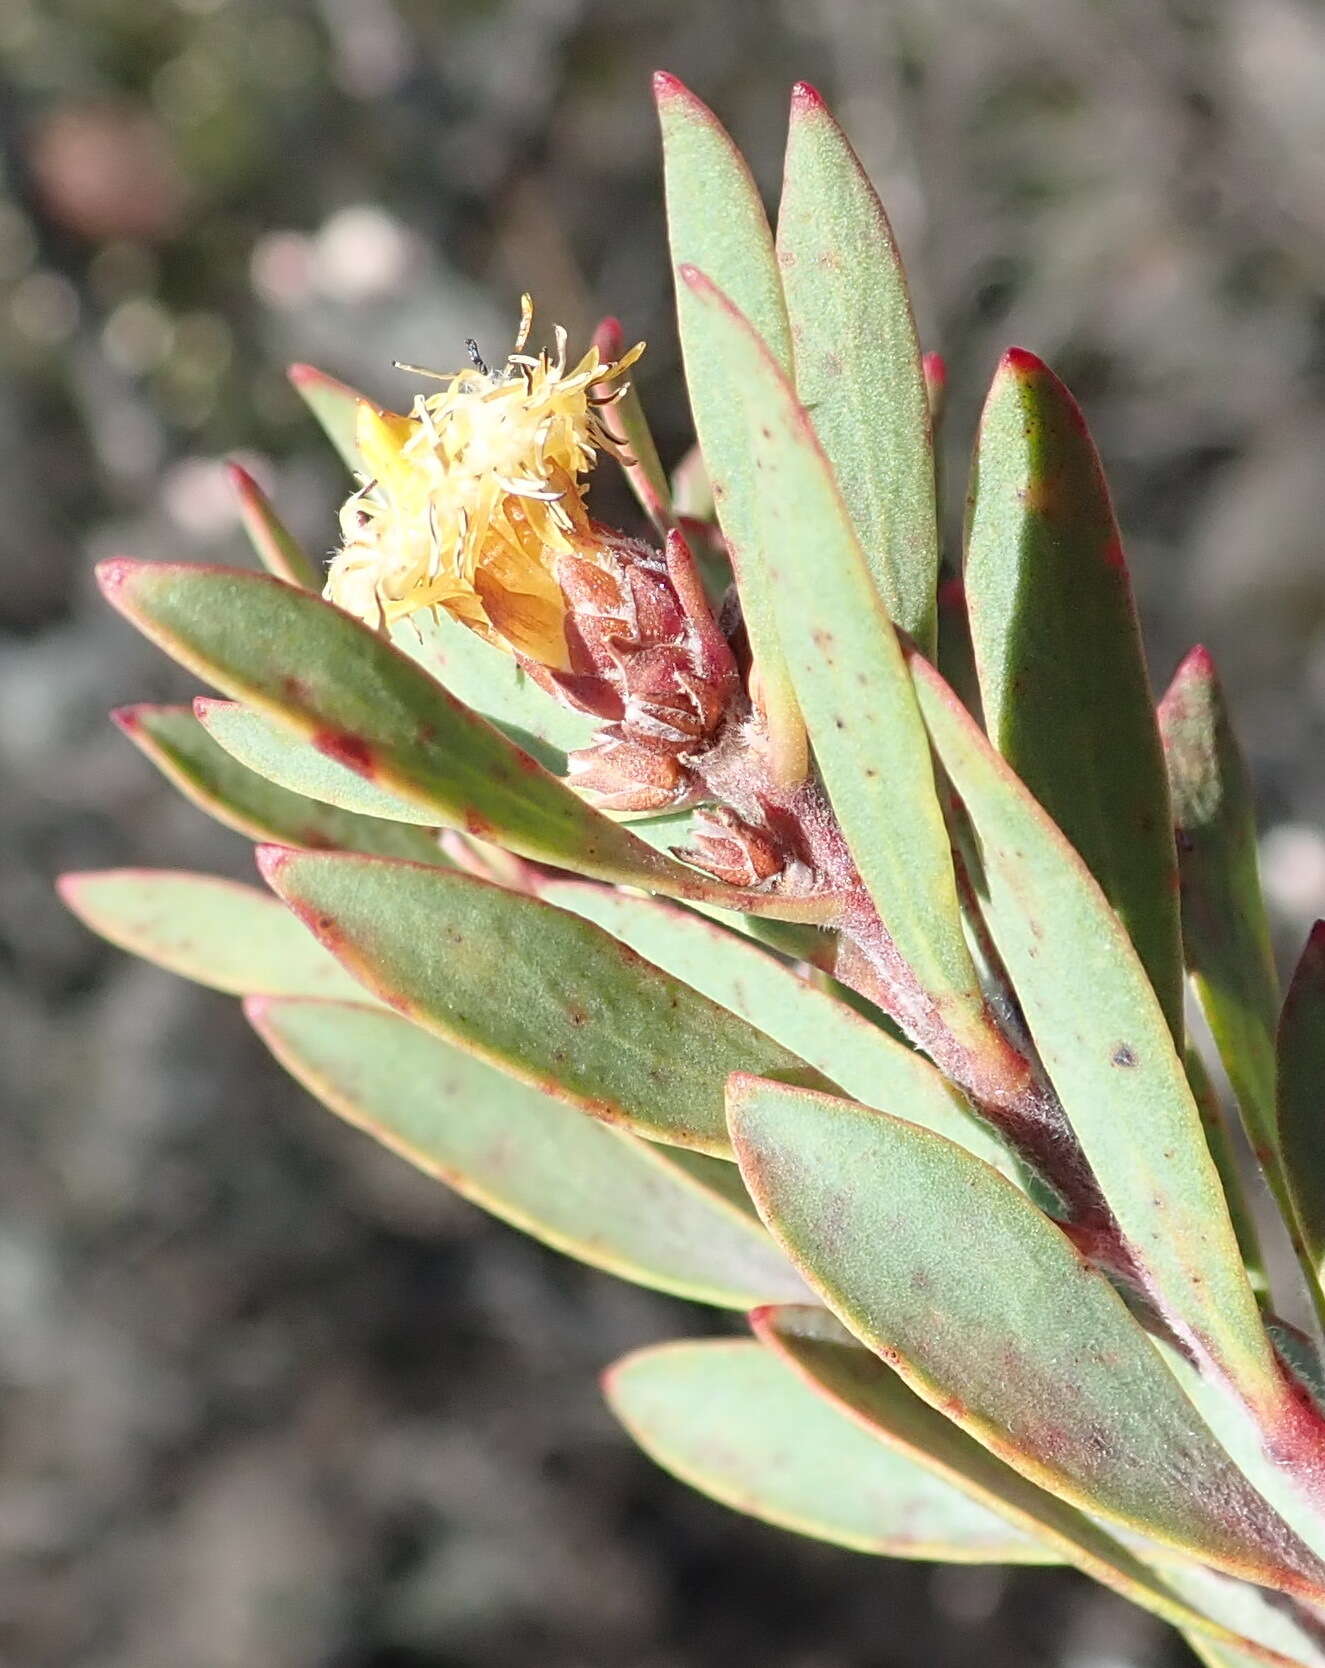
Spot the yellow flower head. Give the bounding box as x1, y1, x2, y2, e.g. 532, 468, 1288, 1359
324, 296, 643, 671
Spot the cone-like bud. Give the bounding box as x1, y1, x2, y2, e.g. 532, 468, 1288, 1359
323, 300, 740, 815
673, 805, 786, 889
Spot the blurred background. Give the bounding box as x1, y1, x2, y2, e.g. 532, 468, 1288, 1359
6, 1, 1325, 1663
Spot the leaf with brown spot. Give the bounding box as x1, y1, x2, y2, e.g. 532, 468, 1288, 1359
911, 651, 1291, 1430
259, 849, 832, 1156
113, 703, 450, 864
964, 348, 1182, 1041
728, 1077, 1325, 1603
98, 562, 824, 922
543, 881, 1014, 1178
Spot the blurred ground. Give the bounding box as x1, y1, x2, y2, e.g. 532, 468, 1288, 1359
4, 1, 1325, 1664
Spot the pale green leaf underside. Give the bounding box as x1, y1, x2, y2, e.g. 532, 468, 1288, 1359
249, 997, 806, 1309
758, 1306, 1320, 1663
606, 1338, 1059, 1562
58, 869, 374, 1003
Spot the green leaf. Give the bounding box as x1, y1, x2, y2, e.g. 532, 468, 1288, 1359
57, 868, 372, 1001
655, 71, 807, 784
1277, 924, 1325, 1328
680, 270, 1015, 1079
1150, 1332, 1325, 1579
390, 606, 596, 771
114, 703, 450, 863
260, 850, 829, 1156
1152, 1559, 1325, 1667
756, 1307, 1320, 1663
1159, 648, 1281, 1176
542, 882, 1014, 1178
776, 83, 937, 654
910, 652, 1286, 1421
1185, 1044, 1266, 1290
248, 997, 805, 1309
964, 348, 1182, 1041
195, 698, 439, 824
728, 1077, 1325, 1602
98, 562, 822, 921
226, 461, 321, 590
287, 362, 370, 474
605, 1337, 1059, 1562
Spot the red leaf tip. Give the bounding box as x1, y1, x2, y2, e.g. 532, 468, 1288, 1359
286, 362, 319, 386
1173, 644, 1217, 690
53, 871, 86, 907
1000, 346, 1048, 378
109, 705, 142, 735
591, 315, 623, 360
651, 69, 685, 100
94, 558, 137, 596
790, 80, 827, 110
254, 843, 296, 886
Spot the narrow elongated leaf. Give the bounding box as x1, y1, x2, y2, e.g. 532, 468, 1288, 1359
543, 882, 1013, 1177
226, 462, 321, 590
1153, 1561, 1325, 1667
196, 699, 437, 823
757, 1307, 1320, 1662
1186, 1044, 1266, 1289
115, 703, 449, 863
910, 652, 1286, 1419
680, 271, 1018, 1079
98, 562, 822, 921
248, 997, 805, 1308
260, 850, 829, 1156
605, 1339, 1058, 1562
655, 71, 806, 784
287, 362, 369, 473
776, 83, 937, 653
1150, 1332, 1325, 1575
964, 349, 1182, 1040
1277, 925, 1325, 1325
57, 869, 372, 1001
728, 1077, 1325, 1602
1160, 648, 1281, 1171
